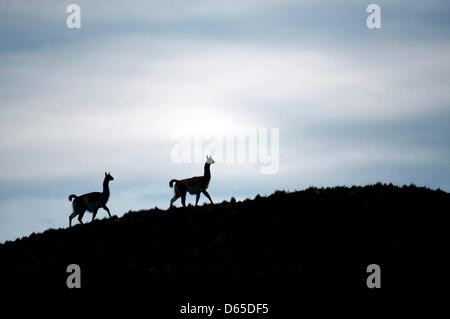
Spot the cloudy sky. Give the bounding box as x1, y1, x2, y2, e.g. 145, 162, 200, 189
0, 0, 449, 242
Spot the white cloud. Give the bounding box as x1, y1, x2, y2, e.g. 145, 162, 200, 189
1, 35, 449, 180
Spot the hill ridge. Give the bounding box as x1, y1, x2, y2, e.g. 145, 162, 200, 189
2, 182, 446, 245
0, 183, 447, 298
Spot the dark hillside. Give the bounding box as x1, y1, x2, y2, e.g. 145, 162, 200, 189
0, 184, 447, 312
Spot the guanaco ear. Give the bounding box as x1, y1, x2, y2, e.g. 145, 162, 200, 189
105, 172, 107, 176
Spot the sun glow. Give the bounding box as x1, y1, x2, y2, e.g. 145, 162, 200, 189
167, 106, 243, 136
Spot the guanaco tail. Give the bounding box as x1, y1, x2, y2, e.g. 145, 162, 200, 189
169, 155, 215, 207
68, 172, 114, 227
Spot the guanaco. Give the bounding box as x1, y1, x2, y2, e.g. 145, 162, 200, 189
68, 172, 114, 227
169, 155, 215, 207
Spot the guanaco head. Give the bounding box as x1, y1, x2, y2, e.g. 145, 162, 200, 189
105, 172, 114, 181
206, 155, 215, 165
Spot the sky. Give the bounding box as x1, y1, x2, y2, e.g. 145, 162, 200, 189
0, 0, 449, 243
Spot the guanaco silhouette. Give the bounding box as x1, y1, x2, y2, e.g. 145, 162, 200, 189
169, 155, 215, 207
68, 172, 114, 227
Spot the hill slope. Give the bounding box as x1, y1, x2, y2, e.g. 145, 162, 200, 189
0, 184, 447, 303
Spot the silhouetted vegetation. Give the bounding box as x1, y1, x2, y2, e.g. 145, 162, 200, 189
0, 184, 447, 309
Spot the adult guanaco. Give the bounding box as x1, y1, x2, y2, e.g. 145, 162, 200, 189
169, 155, 215, 207
68, 172, 114, 227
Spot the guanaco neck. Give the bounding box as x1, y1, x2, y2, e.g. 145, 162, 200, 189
102, 178, 110, 200
203, 163, 211, 181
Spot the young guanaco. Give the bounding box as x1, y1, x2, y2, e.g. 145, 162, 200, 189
68, 172, 114, 227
